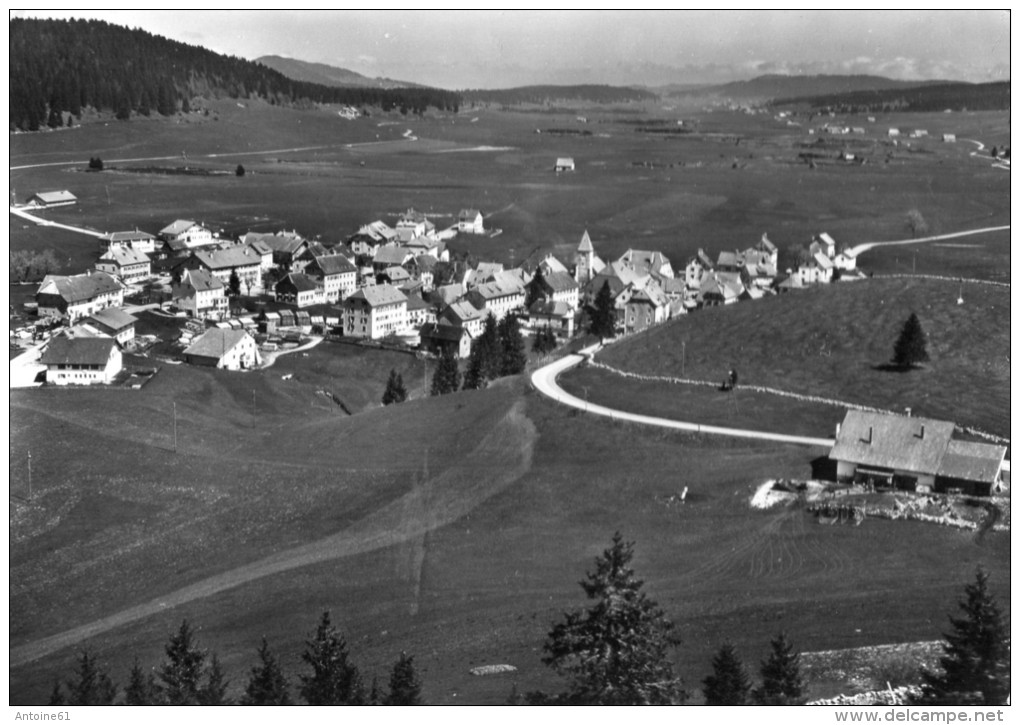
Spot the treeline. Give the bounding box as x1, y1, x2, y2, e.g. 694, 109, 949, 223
462, 84, 657, 106
10, 18, 461, 131
47, 612, 422, 706
779, 81, 1010, 114
10, 250, 60, 283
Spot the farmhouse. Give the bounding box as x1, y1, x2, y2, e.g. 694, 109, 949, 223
396, 208, 436, 240
685, 249, 715, 291
555, 157, 575, 172
698, 271, 744, 306
95, 246, 151, 284
829, 410, 1007, 496
465, 279, 526, 322
439, 299, 486, 337
306, 254, 358, 302
159, 220, 213, 247
30, 190, 77, 207
40, 336, 122, 385
617, 249, 674, 278
242, 231, 308, 268
36, 271, 126, 322
536, 254, 570, 277
83, 307, 137, 345
527, 270, 580, 311
420, 321, 473, 358
342, 284, 409, 339
405, 293, 434, 328
183, 328, 262, 370
102, 230, 157, 254
457, 209, 485, 234
172, 269, 227, 319
188, 246, 263, 293
623, 283, 670, 334
373, 244, 413, 272
274, 273, 326, 308
527, 299, 575, 338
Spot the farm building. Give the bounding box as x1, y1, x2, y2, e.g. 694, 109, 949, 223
183, 328, 262, 370
685, 249, 715, 291
187, 246, 263, 293
888, 128, 900, 137
420, 321, 473, 359
158, 219, 213, 247
40, 336, 122, 385
623, 284, 670, 334
555, 157, 575, 172
30, 190, 77, 207
457, 209, 485, 234
305, 254, 358, 303
83, 307, 137, 345
274, 273, 325, 308
95, 246, 151, 284
396, 208, 436, 240
942, 134, 956, 143
439, 299, 486, 337
102, 230, 157, 254
829, 410, 1007, 496
36, 271, 126, 322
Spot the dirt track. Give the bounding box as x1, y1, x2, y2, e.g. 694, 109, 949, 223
10, 402, 537, 667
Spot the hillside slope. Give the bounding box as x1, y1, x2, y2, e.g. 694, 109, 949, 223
256, 55, 421, 89
668, 74, 951, 102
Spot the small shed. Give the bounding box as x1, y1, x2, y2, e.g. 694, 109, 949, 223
554, 157, 575, 172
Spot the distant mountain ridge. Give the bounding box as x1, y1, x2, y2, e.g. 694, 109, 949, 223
669, 74, 956, 102
256, 55, 422, 89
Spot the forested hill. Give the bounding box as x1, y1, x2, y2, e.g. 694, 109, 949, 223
775, 81, 1010, 113
9, 18, 461, 131
256, 55, 421, 90
462, 85, 657, 106
668, 74, 949, 102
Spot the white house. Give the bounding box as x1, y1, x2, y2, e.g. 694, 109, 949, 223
95, 246, 151, 284
36, 271, 126, 322
306, 254, 358, 303
103, 230, 157, 255
172, 269, 227, 319
274, 273, 326, 308
457, 209, 485, 234
183, 329, 262, 370
189, 246, 263, 294
685, 249, 714, 291
342, 284, 409, 339
159, 220, 213, 248
465, 279, 526, 322
40, 336, 122, 385
84, 307, 137, 345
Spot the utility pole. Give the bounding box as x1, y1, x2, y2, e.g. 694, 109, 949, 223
27, 450, 32, 500
252, 389, 256, 424
173, 402, 178, 453
682, 342, 686, 377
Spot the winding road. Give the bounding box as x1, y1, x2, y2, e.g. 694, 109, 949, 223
530, 345, 835, 448
845, 225, 1011, 259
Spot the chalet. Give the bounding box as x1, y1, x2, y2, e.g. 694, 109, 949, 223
380, 265, 412, 286
396, 208, 436, 240
305, 254, 358, 302
527, 300, 575, 339
420, 321, 473, 359
30, 190, 77, 207
756, 234, 779, 268
829, 410, 1007, 496
527, 270, 580, 311
555, 157, 575, 172
242, 231, 308, 268
812, 232, 837, 258
716, 250, 743, 274
373, 245, 413, 272
187, 246, 262, 293
574, 230, 606, 285
102, 230, 157, 255
96, 246, 151, 284
685, 249, 714, 291
183, 329, 262, 370
274, 273, 326, 308
457, 209, 485, 234
698, 271, 744, 306
172, 269, 227, 319
623, 283, 670, 334
290, 241, 332, 274
84, 307, 137, 345
36, 271, 125, 322
466, 279, 526, 322
406, 254, 438, 291
617, 249, 674, 279
158, 220, 213, 247
439, 299, 486, 337
40, 336, 122, 385
833, 249, 858, 271
342, 284, 408, 339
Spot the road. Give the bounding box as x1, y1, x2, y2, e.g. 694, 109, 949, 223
9, 205, 107, 238
530, 345, 835, 448
845, 225, 1011, 259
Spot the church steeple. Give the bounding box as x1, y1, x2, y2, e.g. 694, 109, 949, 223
575, 230, 595, 284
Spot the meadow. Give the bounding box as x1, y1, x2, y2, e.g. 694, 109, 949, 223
8, 99, 1011, 705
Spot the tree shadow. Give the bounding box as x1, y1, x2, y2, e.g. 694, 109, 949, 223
810, 456, 837, 482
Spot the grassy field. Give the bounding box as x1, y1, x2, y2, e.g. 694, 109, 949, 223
11, 102, 1010, 282
591, 277, 1010, 437
9, 368, 1011, 704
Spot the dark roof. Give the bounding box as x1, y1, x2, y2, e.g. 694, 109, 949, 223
937, 440, 1006, 484
86, 307, 137, 332
177, 269, 223, 293
830, 410, 955, 476
420, 322, 469, 342
540, 271, 579, 293
277, 273, 321, 293
405, 293, 431, 311
40, 336, 117, 365
37, 272, 122, 303
529, 299, 571, 317
309, 254, 357, 276
374, 245, 411, 265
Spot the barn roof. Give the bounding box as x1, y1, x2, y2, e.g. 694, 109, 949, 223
309, 254, 357, 276
346, 284, 407, 308
40, 336, 116, 365
33, 190, 77, 204
86, 307, 137, 332
830, 410, 955, 476
937, 440, 1006, 484
184, 329, 251, 359
38, 272, 123, 303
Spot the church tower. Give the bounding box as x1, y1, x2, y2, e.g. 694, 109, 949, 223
574, 230, 595, 284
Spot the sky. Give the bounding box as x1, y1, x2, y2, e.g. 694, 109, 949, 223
12, 10, 1012, 89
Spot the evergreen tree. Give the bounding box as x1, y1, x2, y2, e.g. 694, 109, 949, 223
369, 676, 382, 705
430, 345, 461, 396
498, 314, 527, 376
241, 638, 292, 705
892, 312, 930, 368
198, 655, 230, 705
525, 266, 546, 308
703, 643, 752, 705
532, 327, 558, 355
529, 532, 687, 705
158, 619, 207, 705
589, 280, 616, 340
752, 633, 805, 705
124, 658, 160, 705
382, 369, 407, 405
914, 570, 1010, 705
228, 269, 242, 297
385, 652, 423, 705
236, 164, 246, 177
476, 314, 502, 381
461, 348, 487, 391
63, 650, 117, 705
299, 611, 365, 705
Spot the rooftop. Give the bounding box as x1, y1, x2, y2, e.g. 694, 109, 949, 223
40, 335, 116, 365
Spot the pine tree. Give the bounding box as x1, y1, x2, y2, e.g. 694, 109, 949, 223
382, 369, 408, 405
462, 348, 487, 391
892, 312, 930, 368
532, 327, 558, 355
525, 266, 546, 308
228, 269, 242, 297
914, 570, 1010, 705
752, 633, 805, 705
241, 638, 292, 705
476, 314, 502, 381
236, 164, 246, 177
430, 345, 461, 396
703, 643, 752, 705
63, 650, 117, 705
198, 655, 230, 705
498, 314, 527, 376
385, 652, 423, 705
589, 280, 616, 340
299, 611, 365, 705
530, 532, 687, 705
158, 619, 207, 705
124, 658, 160, 705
